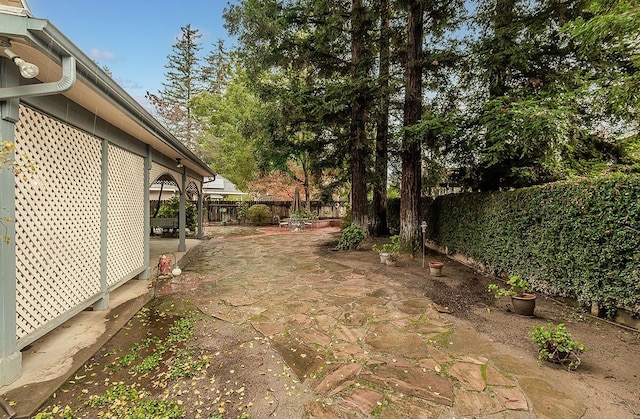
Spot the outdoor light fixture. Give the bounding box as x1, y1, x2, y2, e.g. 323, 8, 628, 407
421, 221, 428, 268
1, 38, 39, 79
176, 158, 183, 168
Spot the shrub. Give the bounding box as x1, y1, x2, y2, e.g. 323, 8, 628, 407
427, 173, 640, 318
247, 204, 272, 225
336, 223, 365, 250
157, 196, 196, 230
237, 201, 250, 224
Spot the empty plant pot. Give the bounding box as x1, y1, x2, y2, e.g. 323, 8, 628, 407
429, 261, 444, 276
510, 293, 536, 317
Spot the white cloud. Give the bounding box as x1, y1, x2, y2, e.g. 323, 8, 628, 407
89, 48, 117, 61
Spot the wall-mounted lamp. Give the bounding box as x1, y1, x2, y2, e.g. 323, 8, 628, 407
1, 37, 39, 79
176, 158, 183, 168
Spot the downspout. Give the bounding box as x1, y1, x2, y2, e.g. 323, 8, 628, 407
0, 54, 76, 101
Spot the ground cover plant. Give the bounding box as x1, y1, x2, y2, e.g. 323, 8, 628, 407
34, 309, 213, 418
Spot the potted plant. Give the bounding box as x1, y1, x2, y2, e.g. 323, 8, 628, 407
530, 323, 586, 370
372, 235, 400, 264
488, 275, 536, 316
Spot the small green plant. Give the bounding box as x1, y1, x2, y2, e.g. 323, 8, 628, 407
530, 323, 586, 370
247, 204, 272, 225
336, 223, 365, 250
86, 384, 183, 417
372, 235, 400, 257
157, 195, 197, 229
488, 275, 533, 298
291, 208, 317, 220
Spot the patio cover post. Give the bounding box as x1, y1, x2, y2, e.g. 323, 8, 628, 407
197, 179, 204, 239
138, 145, 151, 279
178, 166, 186, 252
0, 61, 22, 385
93, 139, 109, 310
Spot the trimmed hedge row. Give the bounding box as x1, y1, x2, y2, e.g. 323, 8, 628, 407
426, 173, 640, 317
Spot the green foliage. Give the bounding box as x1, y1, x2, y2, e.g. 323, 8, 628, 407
157, 196, 197, 230
488, 275, 532, 298
372, 235, 400, 257
530, 323, 586, 370
336, 223, 365, 250
167, 317, 194, 343
237, 201, 250, 222
247, 204, 272, 225
191, 67, 261, 190
86, 384, 183, 418
429, 173, 640, 318
291, 208, 317, 220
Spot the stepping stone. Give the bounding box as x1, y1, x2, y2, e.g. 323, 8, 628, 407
341, 388, 385, 415
454, 388, 504, 416
448, 362, 486, 391
485, 364, 514, 386
270, 336, 327, 381
366, 324, 430, 359
361, 363, 454, 406
493, 386, 529, 411
313, 363, 363, 396
251, 319, 286, 337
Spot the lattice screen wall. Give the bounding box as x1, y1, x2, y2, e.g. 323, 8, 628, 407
14, 106, 102, 341
107, 145, 145, 286
149, 163, 181, 188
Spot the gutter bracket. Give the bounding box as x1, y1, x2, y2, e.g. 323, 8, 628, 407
0, 54, 76, 101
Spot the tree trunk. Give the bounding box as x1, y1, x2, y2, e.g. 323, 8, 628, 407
350, 0, 369, 230
400, 0, 423, 251
371, 0, 390, 237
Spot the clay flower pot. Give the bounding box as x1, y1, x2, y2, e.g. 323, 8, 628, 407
429, 261, 444, 276
511, 293, 536, 317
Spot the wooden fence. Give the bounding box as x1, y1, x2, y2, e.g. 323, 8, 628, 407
149, 200, 347, 224
207, 201, 346, 224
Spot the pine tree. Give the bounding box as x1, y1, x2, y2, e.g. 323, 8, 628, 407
148, 24, 203, 152
201, 39, 231, 95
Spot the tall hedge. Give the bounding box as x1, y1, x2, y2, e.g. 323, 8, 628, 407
428, 173, 640, 317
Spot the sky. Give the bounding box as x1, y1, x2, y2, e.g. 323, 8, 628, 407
26, 0, 239, 109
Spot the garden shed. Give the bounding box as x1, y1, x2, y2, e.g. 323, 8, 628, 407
0, 1, 214, 385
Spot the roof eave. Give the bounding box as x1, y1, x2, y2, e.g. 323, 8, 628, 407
0, 11, 215, 178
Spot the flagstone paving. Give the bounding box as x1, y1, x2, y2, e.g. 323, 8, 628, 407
173, 227, 543, 417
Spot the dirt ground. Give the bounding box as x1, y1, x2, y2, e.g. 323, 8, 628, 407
330, 238, 640, 419
31, 226, 640, 418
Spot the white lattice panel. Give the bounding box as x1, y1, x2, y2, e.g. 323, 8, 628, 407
150, 163, 181, 188
14, 106, 102, 340
187, 177, 201, 197
107, 145, 145, 286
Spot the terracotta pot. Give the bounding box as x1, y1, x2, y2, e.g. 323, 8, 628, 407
429, 261, 444, 276
511, 293, 536, 317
